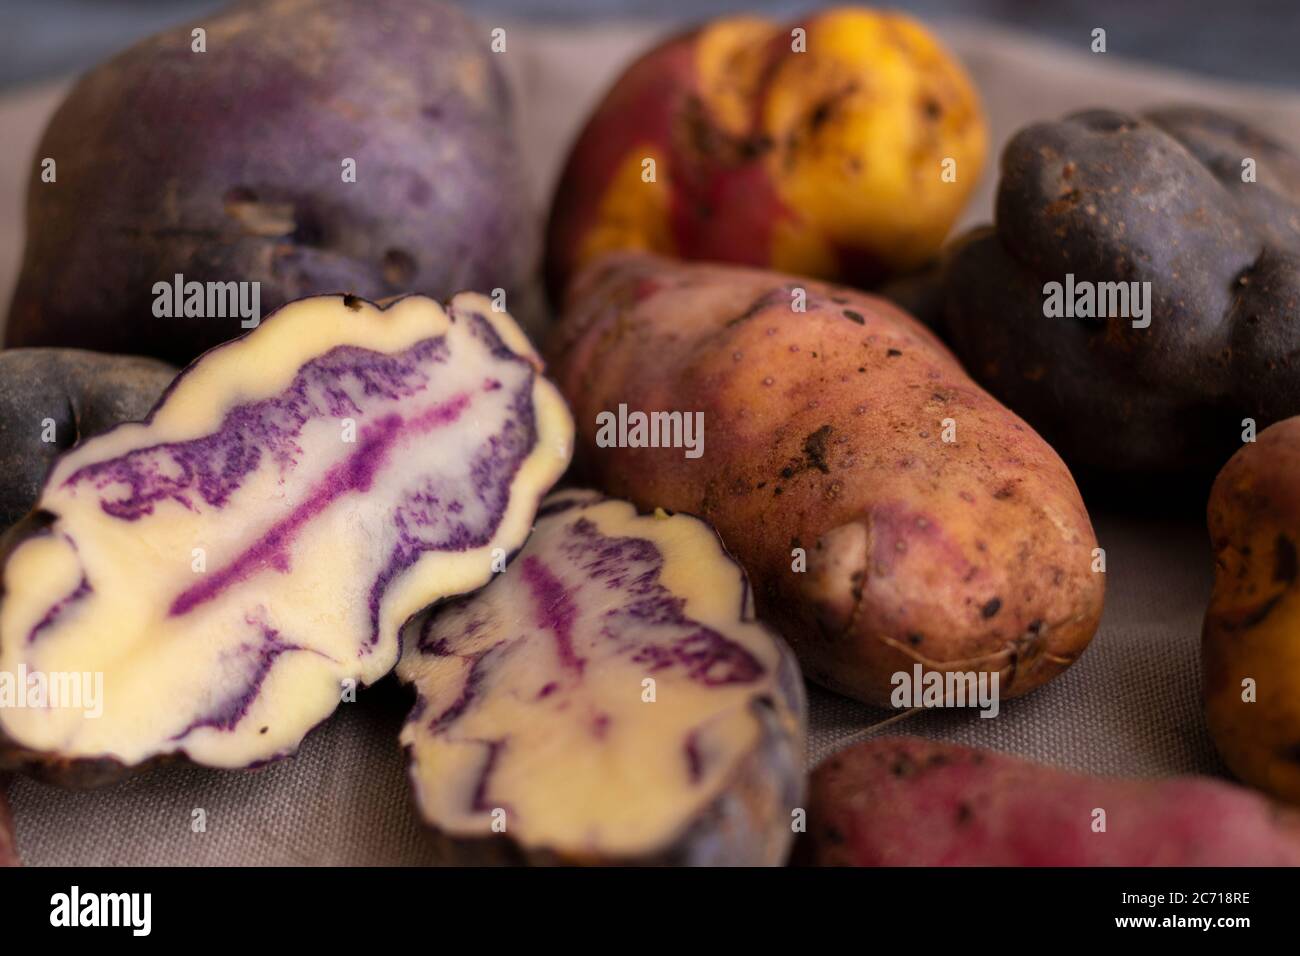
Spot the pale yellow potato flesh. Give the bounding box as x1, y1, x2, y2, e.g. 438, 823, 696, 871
398, 491, 804, 861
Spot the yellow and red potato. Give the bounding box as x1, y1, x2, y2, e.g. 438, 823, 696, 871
546, 7, 987, 298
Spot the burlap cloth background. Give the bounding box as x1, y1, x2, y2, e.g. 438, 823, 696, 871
2, 19, 1299, 866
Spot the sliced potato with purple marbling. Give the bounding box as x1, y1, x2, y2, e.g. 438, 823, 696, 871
398, 489, 806, 865
0, 293, 572, 785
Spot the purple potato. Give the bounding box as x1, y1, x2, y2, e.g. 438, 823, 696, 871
398, 489, 806, 866
6, 0, 541, 365
0, 349, 177, 533
0, 292, 572, 786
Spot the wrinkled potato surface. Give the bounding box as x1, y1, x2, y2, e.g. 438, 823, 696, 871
942, 106, 1300, 478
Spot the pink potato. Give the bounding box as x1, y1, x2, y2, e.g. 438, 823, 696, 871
796, 736, 1300, 866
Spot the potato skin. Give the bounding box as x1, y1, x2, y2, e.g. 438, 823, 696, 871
545, 6, 985, 301
942, 106, 1300, 480
0, 775, 17, 866
6, 0, 539, 365
548, 253, 1103, 706
1204, 417, 1300, 804
796, 736, 1300, 866
0, 349, 177, 532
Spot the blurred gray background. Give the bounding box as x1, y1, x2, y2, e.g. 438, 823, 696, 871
2, 0, 1298, 91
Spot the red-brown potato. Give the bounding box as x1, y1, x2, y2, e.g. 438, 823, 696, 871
548, 253, 1104, 706
795, 736, 1300, 866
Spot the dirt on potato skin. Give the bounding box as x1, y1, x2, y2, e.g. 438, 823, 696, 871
550, 253, 1104, 707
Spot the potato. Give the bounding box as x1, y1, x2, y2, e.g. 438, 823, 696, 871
398, 490, 805, 865
0, 349, 177, 532
795, 736, 1300, 865
0, 293, 572, 786
548, 253, 1103, 707
941, 106, 1300, 479
1204, 417, 1300, 804
0, 775, 16, 866
6, 0, 540, 365
545, 6, 986, 300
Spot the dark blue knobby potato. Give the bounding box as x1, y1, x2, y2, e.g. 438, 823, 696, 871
398, 490, 806, 866
0, 349, 178, 532
942, 105, 1300, 481
6, 0, 540, 366
0, 292, 572, 787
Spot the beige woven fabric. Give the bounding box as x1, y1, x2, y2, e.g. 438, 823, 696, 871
1, 20, 1296, 866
